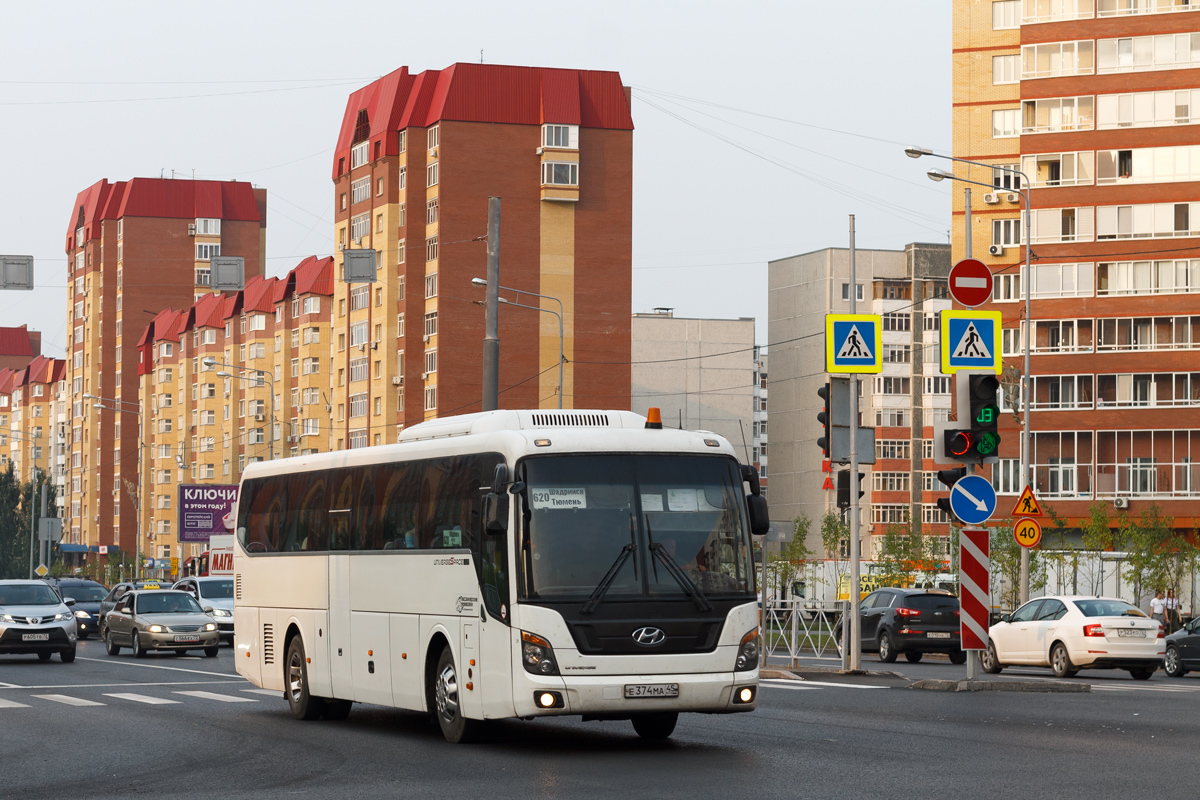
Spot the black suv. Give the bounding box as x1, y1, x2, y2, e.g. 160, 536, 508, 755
45, 579, 107, 640
857, 588, 965, 664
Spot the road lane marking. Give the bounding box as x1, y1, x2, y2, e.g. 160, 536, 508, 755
0, 680, 245, 691
173, 690, 257, 703
1091, 684, 1200, 693
31, 694, 105, 707
78, 657, 237, 678
0, 697, 30, 708
760, 682, 822, 691
0, 682, 23, 689
243, 688, 283, 696
763, 679, 889, 690
103, 693, 181, 705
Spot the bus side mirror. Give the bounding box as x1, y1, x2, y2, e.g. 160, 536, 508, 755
483, 492, 509, 533
740, 464, 762, 496
747, 494, 770, 536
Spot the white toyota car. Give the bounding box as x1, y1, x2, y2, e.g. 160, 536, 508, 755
982, 595, 1164, 680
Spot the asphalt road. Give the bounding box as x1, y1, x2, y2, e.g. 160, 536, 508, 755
2, 639, 1198, 800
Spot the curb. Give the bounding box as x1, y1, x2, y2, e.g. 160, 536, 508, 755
908, 678, 1091, 693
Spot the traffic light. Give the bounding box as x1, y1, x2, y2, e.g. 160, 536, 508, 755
968, 374, 1001, 460
936, 467, 967, 519
817, 383, 831, 458
837, 470, 865, 509
943, 429, 972, 459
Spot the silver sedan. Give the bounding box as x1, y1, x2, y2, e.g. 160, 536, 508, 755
104, 590, 220, 658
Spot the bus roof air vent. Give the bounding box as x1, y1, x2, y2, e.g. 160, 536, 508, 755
528, 412, 611, 428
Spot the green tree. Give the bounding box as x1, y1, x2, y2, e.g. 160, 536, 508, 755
989, 519, 1046, 610
769, 515, 815, 602
820, 511, 850, 595
1121, 505, 1198, 607
0, 464, 27, 579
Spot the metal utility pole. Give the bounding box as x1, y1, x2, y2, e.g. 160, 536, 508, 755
1019, 179, 1032, 606
482, 197, 501, 411
27, 468, 38, 579
963, 187, 981, 682
848, 214, 862, 673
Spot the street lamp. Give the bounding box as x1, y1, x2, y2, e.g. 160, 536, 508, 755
82, 393, 145, 579
471, 278, 565, 409
907, 146, 1033, 604
204, 357, 276, 461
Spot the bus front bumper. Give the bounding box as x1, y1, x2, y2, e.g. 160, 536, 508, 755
515, 668, 759, 718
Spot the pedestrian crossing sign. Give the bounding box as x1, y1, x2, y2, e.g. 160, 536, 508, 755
826, 314, 882, 374
940, 310, 1002, 375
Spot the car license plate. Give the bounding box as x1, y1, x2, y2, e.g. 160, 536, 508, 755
21, 633, 49, 642
927, 632, 952, 639
1117, 629, 1146, 638
624, 683, 679, 699
174, 635, 200, 643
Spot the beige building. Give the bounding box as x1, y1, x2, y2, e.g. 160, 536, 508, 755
631, 310, 758, 456
767, 243, 951, 556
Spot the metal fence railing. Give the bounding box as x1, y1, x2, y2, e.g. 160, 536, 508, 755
762, 599, 846, 669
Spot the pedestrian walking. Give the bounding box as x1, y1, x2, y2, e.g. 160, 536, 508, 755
1165, 589, 1182, 634
1150, 589, 1166, 628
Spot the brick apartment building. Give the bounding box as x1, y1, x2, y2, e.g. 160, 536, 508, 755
64, 178, 267, 551
0, 325, 41, 371
135, 257, 333, 564
329, 63, 633, 444
953, 1, 1200, 535
0, 356, 67, 499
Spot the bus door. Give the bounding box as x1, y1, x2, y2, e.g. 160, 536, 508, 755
328, 509, 354, 699
476, 504, 515, 719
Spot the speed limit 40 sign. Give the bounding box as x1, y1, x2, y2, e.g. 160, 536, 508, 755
1014, 518, 1042, 549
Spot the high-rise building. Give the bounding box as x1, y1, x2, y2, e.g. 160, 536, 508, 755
953, 1, 1200, 534
64, 178, 267, 551
753, 347, 769, 495
0, 356, 67, 505
329, 63, 633, 444
768, 243, 951, 556
136, 257, 334, 567
630, 310, 758, 455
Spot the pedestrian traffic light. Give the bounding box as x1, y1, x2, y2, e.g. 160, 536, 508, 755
936, 467, 967, 519
968, 374, 1001, 459
817, 383, 831, 458
837, 470, 865, 509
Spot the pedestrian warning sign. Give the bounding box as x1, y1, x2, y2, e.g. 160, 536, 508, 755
826, 314, 882, 374
940, 310, 1001, 375
1011, 485, 1043, 518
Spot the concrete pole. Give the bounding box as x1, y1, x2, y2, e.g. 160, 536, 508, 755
482, 197, 501, 411
963, 186, 982, 682
848, 214, 862, 672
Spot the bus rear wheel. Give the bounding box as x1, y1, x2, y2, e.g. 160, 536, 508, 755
431, 647, 482, 744
632, 712, 678, 740
286, 636, 325, 721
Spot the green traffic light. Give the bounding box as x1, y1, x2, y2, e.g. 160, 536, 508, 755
976, 431, 1000, 455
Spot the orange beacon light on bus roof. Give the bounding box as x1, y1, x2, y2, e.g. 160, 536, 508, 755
645, 407, 663, 429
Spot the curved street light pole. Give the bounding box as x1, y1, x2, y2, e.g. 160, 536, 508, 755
472, 279, 566, 409
205, 358, 275, 461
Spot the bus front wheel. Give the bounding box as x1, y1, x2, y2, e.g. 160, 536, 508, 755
430, 647, 482, 744
286, 636, 325, 721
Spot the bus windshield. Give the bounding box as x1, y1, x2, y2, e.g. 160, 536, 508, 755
520, 455, 753, 603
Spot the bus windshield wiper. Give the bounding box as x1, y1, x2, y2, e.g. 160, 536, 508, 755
581, 544, 635, 615
647, 540, 713, 613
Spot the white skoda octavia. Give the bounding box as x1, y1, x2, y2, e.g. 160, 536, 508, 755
982, 595, 1164, 680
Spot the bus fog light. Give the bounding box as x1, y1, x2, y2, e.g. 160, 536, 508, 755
734, 686, 756, 704
534, 691, 564, 709
521, 631, 560, 676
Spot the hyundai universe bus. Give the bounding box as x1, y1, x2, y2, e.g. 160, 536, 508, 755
233, 409, 768, 742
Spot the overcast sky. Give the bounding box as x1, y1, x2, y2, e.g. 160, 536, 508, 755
0, 0, 950, 358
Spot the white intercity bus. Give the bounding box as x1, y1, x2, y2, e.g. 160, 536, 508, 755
233, 408, 769, 742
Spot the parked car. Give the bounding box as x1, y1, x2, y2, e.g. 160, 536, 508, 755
0, 580, 78, 662
172, 577, 234, 644
45, 578, 107, 640
982, 596, 1164, 680
853, 587, 966, 664
104, 590, 220, 657
1163, 616, 1200, 677
97, 579, 170, 635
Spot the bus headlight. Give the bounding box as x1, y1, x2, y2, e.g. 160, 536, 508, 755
521, 631, 559, 676
735, 628, 759, 672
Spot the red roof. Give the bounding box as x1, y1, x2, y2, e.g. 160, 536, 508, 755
0, 368, 15, 395
0, 326, 35, 358
20, 355, 64, 387
67, 178, 263, 247
241, 275, 278, 314
333, 63, 633, 178
290, 256, 335, 297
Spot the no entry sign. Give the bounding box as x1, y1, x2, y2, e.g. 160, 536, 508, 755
948, 259, 993, 308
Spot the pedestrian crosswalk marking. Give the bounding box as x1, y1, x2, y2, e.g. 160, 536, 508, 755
31, 694, 105, 707
103, 693, 181, 705
242, 688, 282, 696
0, 697, 31, 708
173, 690, 257, 703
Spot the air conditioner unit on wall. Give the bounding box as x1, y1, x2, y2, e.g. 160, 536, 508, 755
254, 413, 265, 422
983, 192, 1000, 204
1006, 193, 1020, 203
187, 224, 196, 236
1114, 497, 1130, 509
988, 244, 1005, 256
392, 376, 403, 386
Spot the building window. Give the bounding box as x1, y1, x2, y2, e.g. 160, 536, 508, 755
1097, 33, 1200, 75
424, 349, 437, 375
841, 283, 864, 302
377, 177, 384, 197
992, 108, 1021, 138
376, 213, 383, 233
349, 213, 369, 243
427, 162, 439, 187
427, 125, 439, 150
426, 197, 438, 225
195, 243, 221, 261
541, 162, 578, 186
425, 236, 438, 262
872, 472, 911, 493
993, 218, 1023, 247
349, 357, 369, 382
351, 177, 370, 205
871, 505, 910, 525
398, 167, 406, 190
875, 377, 911, 395
925, 376, 952, 395
543, 124, 578, 149
876, 439, 911, 460
350, 285, 370, 311
1098, 259, 1198, 296
424, 385, 437, 411
194, 268, 211, 286
349, 394, 368, 418
1022, 40, 1095, 79
993, 54, 1020, 84
424, 312, 438, 337
398, 130, 406, 152
1097, 202, 1199, 240
1021, 97, 1095, 134
883, 344, 911, 363
350, 322, 368, 347
397, 239, 405, 264
303, 296, 320, 315
195, 218, 221, 235
351, 141, 369, 169
882, 312, 910, 332
992, 0, 1020, 28
1097, 88, 1200, 130
424, 273, 437, 298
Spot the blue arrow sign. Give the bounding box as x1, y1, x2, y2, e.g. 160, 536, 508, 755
949, 475, 997, 526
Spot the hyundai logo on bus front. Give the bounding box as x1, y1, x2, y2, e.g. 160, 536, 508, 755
632, 627, 666, 647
